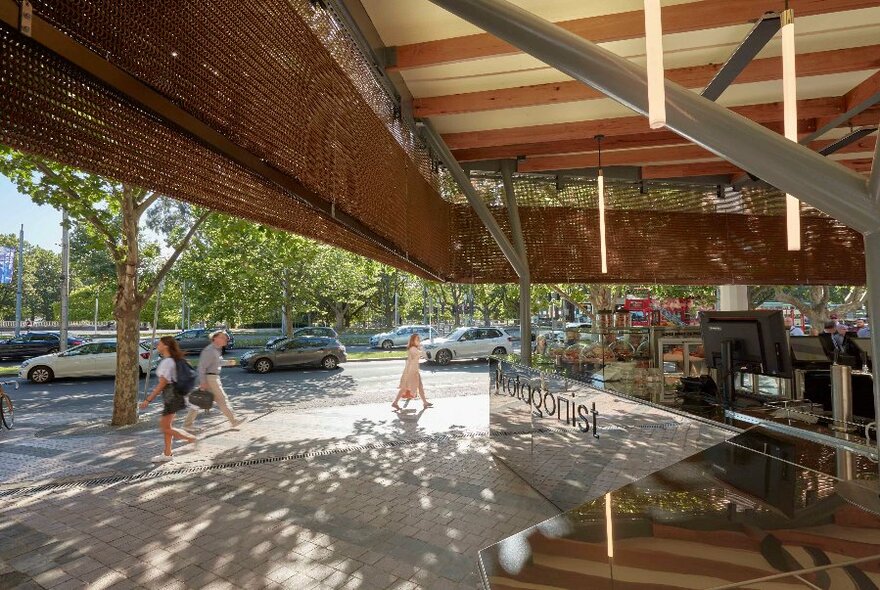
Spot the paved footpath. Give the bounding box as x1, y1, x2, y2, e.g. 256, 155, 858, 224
0, 395, 560, 589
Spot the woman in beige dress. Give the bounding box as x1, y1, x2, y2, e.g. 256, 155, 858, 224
392, 333, 432, 410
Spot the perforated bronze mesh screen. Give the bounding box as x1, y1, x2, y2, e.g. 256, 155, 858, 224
0, 1, 451, 280
448, 174, 865, 285
0, 3, 866, 286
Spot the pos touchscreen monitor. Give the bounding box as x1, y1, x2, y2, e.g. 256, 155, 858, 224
700, 310, 793, 379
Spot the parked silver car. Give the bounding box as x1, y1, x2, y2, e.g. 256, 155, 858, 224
370, 325, 439, 350
240, 336, 346, 373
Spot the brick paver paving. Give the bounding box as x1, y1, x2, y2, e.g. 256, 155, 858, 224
0, 372, 734, 589
0, 422, 558, 589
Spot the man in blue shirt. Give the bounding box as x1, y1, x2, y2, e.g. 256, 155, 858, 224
785, 316, 804, 336
857, 319, 871, 338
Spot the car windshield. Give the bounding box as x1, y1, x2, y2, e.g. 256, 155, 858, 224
447, 328, 468, 341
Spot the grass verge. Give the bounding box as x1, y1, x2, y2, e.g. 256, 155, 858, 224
346, 350, 407, 361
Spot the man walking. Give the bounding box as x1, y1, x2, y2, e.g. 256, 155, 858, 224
184, 330, 242, 431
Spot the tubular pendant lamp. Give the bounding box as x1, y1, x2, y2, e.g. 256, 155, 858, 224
782, 6, 801, 251
644, 0, 666, 129
605, 493, 614, 558
596, 135, 608, 274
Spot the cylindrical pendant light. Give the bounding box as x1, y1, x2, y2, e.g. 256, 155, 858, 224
644, 0, 666, 129
781, 6, 801, 251
596, 135, 608, 274
605, 493, 614, 558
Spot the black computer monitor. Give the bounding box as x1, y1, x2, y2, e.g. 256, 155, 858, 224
790, 336, 832, 366
700, 310, 793, 379
852, 337, 874, 371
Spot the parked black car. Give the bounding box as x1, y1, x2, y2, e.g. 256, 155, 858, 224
173, 328, 234, 353
240, 336, 346, 373
0, 332, 87, 361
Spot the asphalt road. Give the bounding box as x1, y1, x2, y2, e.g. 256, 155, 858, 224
6, 357, 491, 421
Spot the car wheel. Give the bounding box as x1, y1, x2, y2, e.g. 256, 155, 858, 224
321, 355, 339, 370
254, 358, 273, 374
28, 366, 54, 384
491, 347, 507, 356
381, 340, 394, 350
435, 349, 452, 366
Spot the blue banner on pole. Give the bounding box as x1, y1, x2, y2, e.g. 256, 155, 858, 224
0, 246, 14, 284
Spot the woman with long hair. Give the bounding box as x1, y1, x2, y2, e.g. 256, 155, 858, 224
392, 333, 432, 411
139, 336, 197, 462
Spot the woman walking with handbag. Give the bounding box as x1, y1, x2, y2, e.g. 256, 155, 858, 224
139, 336, 197, 462
392, 333, 432, 411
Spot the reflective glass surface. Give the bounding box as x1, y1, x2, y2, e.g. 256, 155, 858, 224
480, 427, 880, 589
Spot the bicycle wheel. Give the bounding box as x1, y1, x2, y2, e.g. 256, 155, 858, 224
0, 394, 13, 429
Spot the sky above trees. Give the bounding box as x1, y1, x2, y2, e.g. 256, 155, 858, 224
0, 177, 61, 252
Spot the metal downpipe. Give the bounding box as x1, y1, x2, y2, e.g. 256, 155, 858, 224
426, 0, 878, 233
501, 160, 532, 365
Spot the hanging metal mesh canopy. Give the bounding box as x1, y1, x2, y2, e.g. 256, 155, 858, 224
446, 173, 865, 285
0, 0, 866, 285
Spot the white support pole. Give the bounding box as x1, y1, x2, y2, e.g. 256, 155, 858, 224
718, 285, 750, 311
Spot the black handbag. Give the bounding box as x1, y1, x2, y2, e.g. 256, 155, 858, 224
187, 388, 214, 410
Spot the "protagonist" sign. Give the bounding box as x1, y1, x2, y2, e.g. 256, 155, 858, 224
495, 368, 599, 438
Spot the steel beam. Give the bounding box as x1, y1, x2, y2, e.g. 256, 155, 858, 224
801, 101, 880, 145
871, 127, 880, 206
500, 160, 531, 364
0, 0, 445, 281
818, 127, 877, 156
418, 120, 528, 278
701, 12, 780, 102
426, 0, 878, 233
863, 232, 880, 475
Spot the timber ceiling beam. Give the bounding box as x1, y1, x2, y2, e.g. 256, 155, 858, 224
518, 136, 877, 173
443, 97, 844, 150
415, 45, 880, 117
643, 153, 874, 181
390, 0, 878, 71
450, 109, 880, 162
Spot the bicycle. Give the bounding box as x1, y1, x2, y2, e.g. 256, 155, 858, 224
0, 380, 18, 430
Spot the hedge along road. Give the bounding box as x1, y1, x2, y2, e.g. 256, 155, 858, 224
7, 356, 490, 422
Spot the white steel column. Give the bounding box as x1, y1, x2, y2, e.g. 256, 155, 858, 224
718, 285, 750, 311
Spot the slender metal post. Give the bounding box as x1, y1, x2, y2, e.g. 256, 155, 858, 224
863, 232, 880, 474
500, 160, 531, 364
422, 283, 428, 325
426, 0, 877, 232
59, 210, 69, 351
93, 290, 98, 335
14, 225, 23, 337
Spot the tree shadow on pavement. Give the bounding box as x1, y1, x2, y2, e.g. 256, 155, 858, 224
2, 419, 557, 589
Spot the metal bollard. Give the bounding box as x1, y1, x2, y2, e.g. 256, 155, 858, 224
831, 363, 856, 432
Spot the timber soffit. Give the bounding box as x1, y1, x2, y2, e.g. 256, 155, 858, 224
363, 0, 880, 183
